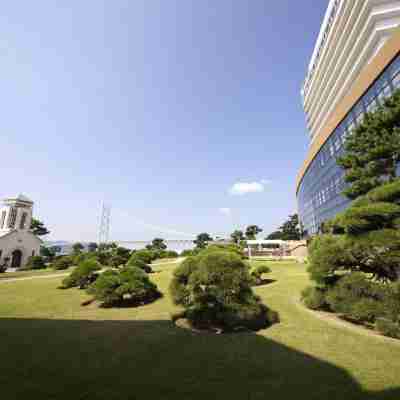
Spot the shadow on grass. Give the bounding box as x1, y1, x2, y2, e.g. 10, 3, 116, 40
0, 318, 398, 400
253, 278, 277, 287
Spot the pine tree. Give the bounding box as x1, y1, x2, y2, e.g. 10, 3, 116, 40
337, 90, 400, 199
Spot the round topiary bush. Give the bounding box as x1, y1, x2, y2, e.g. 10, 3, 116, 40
169, 250, 277, 332
61, 259, 101, 289
87, 266, 161, 307
251, 264, 272, 286
52, 256, 74, 270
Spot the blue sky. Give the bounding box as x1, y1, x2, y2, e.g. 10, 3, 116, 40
0, 1, 327, 241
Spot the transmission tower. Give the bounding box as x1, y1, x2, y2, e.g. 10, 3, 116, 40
98, 202, 111, 245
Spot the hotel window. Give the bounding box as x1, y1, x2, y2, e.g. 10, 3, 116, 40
20, 212, 27, 230
0, 211, 6, 229
393, 72, 400, 89
8, 207, 17, 228
366, 98, 378, 113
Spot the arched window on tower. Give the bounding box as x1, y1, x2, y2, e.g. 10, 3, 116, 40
8, 207, 17, 229
0, 211, 6, 229
20, 212, 27, 230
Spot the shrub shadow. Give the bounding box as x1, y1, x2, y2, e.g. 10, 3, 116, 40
0, 318, 399, 399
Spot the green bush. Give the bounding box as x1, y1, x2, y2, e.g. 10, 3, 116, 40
126, 256, 152, 273
181, 249, 196, 257
307, 234, 349, 286
199, 244, 244, 258
164, 250, 179, 258
376, 318, 400, 339
367, 179, 400, 203
325, 273, 386, 323
109, 254, 128, 268
129, 250, 155, 264
169, 250, 277, 332
87, 266, 161, 307
24, 256, 46, 270
169, 257, 198, 306
381, 281, 400, 322
61, 259, 101, 289
340, 202, 400, 235
301, 286, 327, 310
347, 298, 384, 323
251, 264, 271, 285
52, 256, 74, 270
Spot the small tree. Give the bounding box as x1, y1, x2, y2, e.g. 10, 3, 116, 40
266, 214, 302, 240
72, 242, 84, 254
194, 233, 213, 249
61, 259, 101, 289
88, 242, 98, 252
230, 230, 245, 244
150, 238, 167, 251
40, 246, 56, 261
251, 264, 272, 286
30, 218, 50, 236
245, 225, 262, 240
169, 251, 278, 332
87, 267, 161, 307
52, 256, 74, 270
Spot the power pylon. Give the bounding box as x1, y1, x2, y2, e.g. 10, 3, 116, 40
98, 202, 111, 244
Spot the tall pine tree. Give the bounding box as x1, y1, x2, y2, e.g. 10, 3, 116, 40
337, 90, 400, 199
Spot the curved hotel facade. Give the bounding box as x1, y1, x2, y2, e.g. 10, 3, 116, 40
297, 0, 400, 235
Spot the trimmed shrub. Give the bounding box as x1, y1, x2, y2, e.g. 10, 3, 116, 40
61, 259, 101, 289
24, 256, 46, 270
251, 264, 272, 286
126, 256, 152, 273
199, 244, 244, 258
52, 256, 74, 270
109, 254, 128, 268
376, 318, 400, 339
129, 250, 155, 264
347, 298, 384, 323
164, 250, 179, 258
169, 250, 277, 332
169, 257, 198, 306
87, 266, 161, 307
325, 273, 387, 323
301, 286, 327, 310
379, 281, 400, 324
181, 249, 195, 257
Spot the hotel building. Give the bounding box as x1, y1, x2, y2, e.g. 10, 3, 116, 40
297, 0, 400, 235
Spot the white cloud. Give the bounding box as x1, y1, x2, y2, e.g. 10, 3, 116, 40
229, 180, 270, 196
219, 207, 232, 216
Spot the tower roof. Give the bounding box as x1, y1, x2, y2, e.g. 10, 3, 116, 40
3, 194, 34, 204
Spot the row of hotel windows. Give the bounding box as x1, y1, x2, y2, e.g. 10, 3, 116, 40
298, 53, 400, 235
0, 208, 28, 230
302, 0, 341, 98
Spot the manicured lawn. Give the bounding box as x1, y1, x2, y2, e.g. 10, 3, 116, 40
0, 267, 73, 280
1, 261, 399, 399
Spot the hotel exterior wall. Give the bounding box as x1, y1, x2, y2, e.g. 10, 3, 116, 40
297, 50, 400, 235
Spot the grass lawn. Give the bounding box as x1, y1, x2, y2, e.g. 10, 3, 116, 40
0, 267, 74, 280
1, 261, 399, 399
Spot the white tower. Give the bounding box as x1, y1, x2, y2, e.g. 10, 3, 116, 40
0, 194, 33, 235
